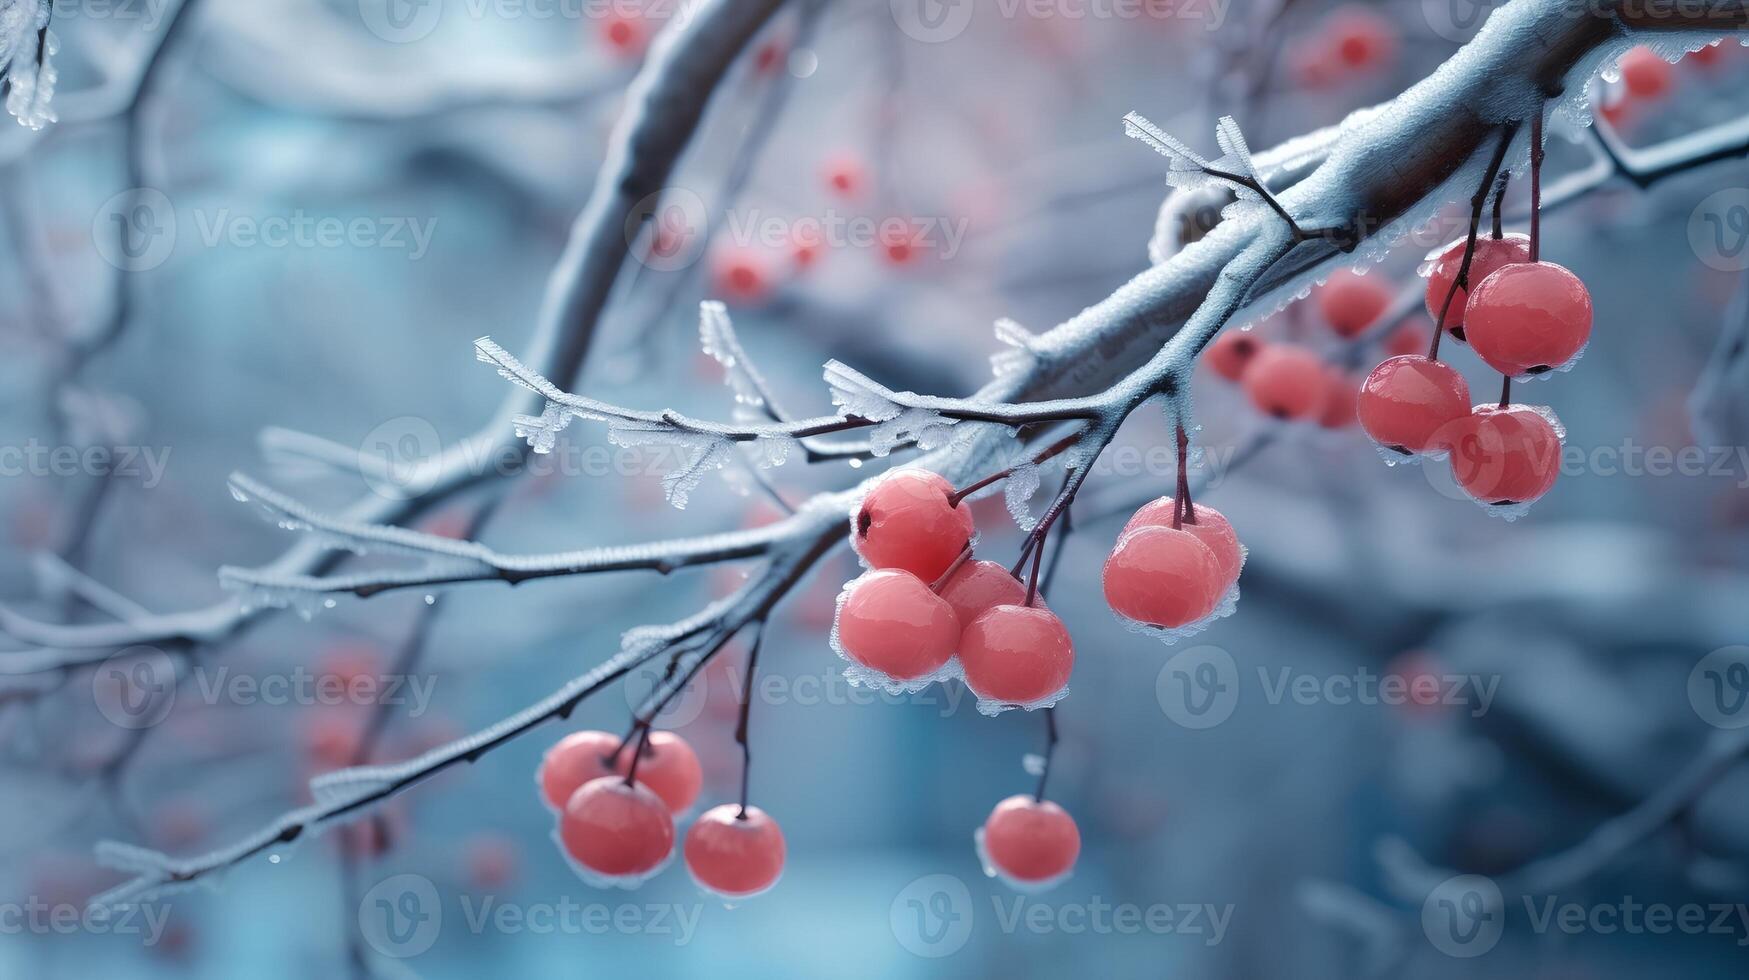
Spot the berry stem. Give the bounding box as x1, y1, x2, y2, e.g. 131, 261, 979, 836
947, 431, 1082, 508
734, 620, 766, 820
622, 720, 654, 788
1173, 424, 1197, 529
930, 544, 974, 592
1498, 373, 1512, 409
1014, 468, 1084, 601
1491, 170, 1510, 240
1033, 707, 1060, 803
1529, 106, 1545, 263
1427, 122, 1522, 362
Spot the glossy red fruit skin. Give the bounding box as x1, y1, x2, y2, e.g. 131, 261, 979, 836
1122, 500, 1243, 589
982, 796, 1080, 883
1316, 270, 1391, 338
559, 778, 675, 878
1357, 355, 1473, 455
1463, 261, 1592, 377
939, 560, 1030, 626
1423, 233, 1531, 336
852, 470, 974, 581
835, 570, 960, 680
1240, 345, 1328, 420
1620, 46, 1672, 99
540, 731, 703, 815
1446, 405, 1562, 504
1102, 526, 1223, 628
539, 730, 620, 811
684, 805, 787, 898
1207, 331, 1264, 382
959, 605, 1075, 705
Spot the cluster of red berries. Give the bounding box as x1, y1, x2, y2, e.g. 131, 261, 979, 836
1348, 235, 1589, 510
1102, 497, 1245, 635
538, 729, 787, 898
1205, 270, 1402, 429
835, 470, 1075, 710
707, 153, 922, 306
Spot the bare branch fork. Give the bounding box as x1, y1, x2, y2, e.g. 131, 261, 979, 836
0, 0, 793, 653
78, 0, 1749, 906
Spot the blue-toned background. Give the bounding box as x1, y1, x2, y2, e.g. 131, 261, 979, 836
3, 0, 1749, 976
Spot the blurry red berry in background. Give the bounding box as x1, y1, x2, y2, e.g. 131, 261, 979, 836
821, 153, 865, 198
1318, 269, 1392, 338
1327, 6, 1398, 72
1241, 345, 1328, 420
1207, 330, 1264, 382
598, 13, 649, 58
1619, 45, 1673, 100
711, 246, 774, 306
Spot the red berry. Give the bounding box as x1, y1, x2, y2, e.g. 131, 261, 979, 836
1240, 345, 1328, 420
618, 731, 703, 815
852, 469, 974, 581
1620, 45, 1673, 100
1445, 405, 1563, 505
879, 221, 917, 265
1326, 6, 1397, 71
753, 41, 785, 76
1463, 261, 1592, 377
539, 730, 702, 814
1206, 331, 1264, 382
835, 569, 959, 681
939, 559, 1030, 626
1357, 355, 1472, 455
1317, 270, 1391, 338
1423, 233, 1531, 336
559, 777, 675, 881
980, 795, 1080, 885
1686, 41, 1723, 68
1319, 367, 1359, 429
821, 154, 865, 198
959, 605, 1075, 706
599, 14, 649, 57
1121, 500, 1243, 589
539, 730, 619, 811
684, 804, 787, 898
1383, 318, 1432, 358
711, 247, 773, 306
1102, 526, 1223, 628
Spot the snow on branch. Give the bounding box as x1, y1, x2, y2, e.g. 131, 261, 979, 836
215, 472, 812, 607
92, 499, 845, 908
0, 0, 794, 654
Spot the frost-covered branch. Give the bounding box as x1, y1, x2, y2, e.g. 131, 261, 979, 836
215, 472, 820, 603
78, 0, 1749, 905
93, 496, 844, 908
0, 0, 791, 652
1377, 728, 1749, 900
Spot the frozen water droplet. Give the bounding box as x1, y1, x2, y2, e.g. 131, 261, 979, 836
424, 594, 436, 605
